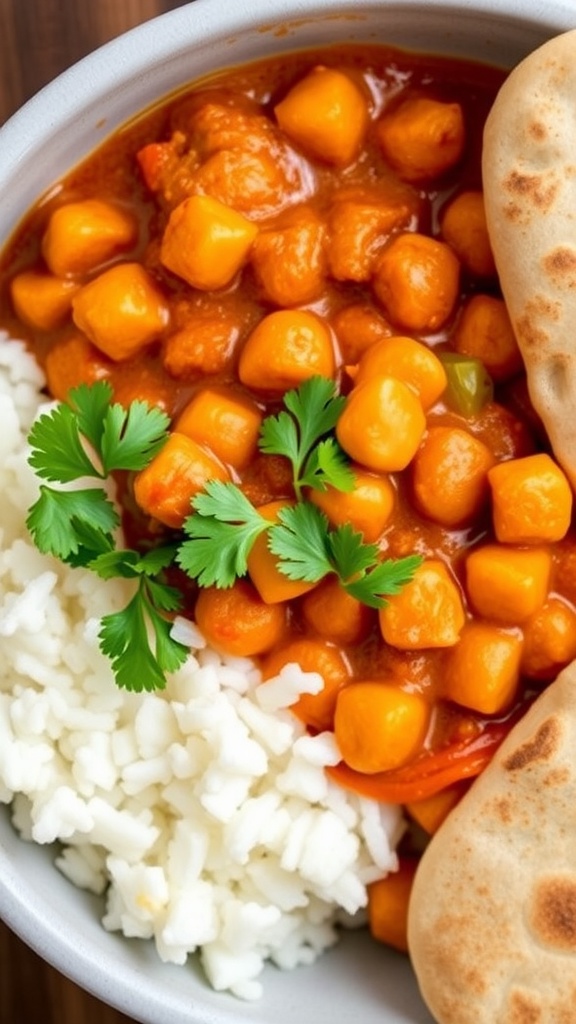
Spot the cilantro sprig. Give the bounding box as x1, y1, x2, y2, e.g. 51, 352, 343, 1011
268, 503, 423, 608
25, 375, 422, 693
97, 547, 187, 692
177, 481, 270, 587
26, 383, 187, 692
258, 376, 355, 498
177, 480, 422, 609
177, 382, 422, 602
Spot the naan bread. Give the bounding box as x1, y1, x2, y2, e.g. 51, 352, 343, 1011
482, 29, 576, 490
407, 659, 576, 1024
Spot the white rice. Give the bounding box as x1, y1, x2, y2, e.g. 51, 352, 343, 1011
0, 331, 405, 999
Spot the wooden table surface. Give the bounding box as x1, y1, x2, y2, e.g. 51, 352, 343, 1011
0, 5, 192, 1020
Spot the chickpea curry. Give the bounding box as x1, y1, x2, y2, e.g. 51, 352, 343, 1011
1, 43, 576, 952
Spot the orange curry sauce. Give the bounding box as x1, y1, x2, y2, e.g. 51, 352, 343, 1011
1, 44, 576, 828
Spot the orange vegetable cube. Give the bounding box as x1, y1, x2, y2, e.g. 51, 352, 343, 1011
440, 190, 496, 277
191, 148, 289, 218
274, 65, 369, 166
133, 431, 229, 529
368, 857, 420, 952
247, 501, 318, 604
308, 467, 395, 542
406, 782, 467, 835
334, 681, 430, 773
353, 335, 447, 410
379, 559, 465, 649
453, 294, 523, 382
521, 598, 576, 680
195, 580, 287, 658
443, 621, 523, 715
336, 376, 426, 472
41, 199, 137, 277
262, 637, 351, 733
238, 309, 335, 392
412, 426, 495, 527
44, 334, 110, 401
488, 453, 573, 544
10, 271, 80, 330
163, 308, 242, 379
301, 576, 375, 646
160, 194, 258, 290
250, 205, 327, 306
72, 262, 169, 361
331, 303, 393, 365
175, 386, 262, 470
376, 96, 465, 183
327, 189, 417, 282
465, 544, 552, 624
373, 233, 460, 332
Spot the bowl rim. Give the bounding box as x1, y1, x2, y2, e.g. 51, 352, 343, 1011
2, 0, 576, 171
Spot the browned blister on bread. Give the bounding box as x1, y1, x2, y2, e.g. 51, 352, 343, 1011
407, 659, 576, 1023
482, 29, 576, 491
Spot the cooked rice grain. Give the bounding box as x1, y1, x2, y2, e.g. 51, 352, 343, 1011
0, 332, 405, 999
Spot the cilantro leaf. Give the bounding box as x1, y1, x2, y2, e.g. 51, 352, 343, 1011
99, 591, 164, 692
257, 409, 299, 468
44, 380, 170, 477
328, 522, 379, 579
344, 554, 425, 609
88, 549, 141, 580
177, 480, 270, 587
327, 523, 423, 608
268, 503, 333, 582
192, 478, 263, 524
64, 518, 116, 568
146, 576, 183, 614
258, 376, 350, 498
26, 486, 119, 561
270, 509, 423, 607
100, 399, 170, 473
299, 438, 355, 493
136, 544, 180, 576
68, 381, 114, 455
28, 403, 97, 482
89, 546, 181, 587
283, 376, 346, 455
98, 577, 187, 692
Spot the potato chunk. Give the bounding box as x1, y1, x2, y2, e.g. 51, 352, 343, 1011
72, 262, 168, 361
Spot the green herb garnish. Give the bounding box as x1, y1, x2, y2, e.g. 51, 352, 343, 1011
268, 504, 423, 608
258, 375, 355, 498
26, 382, 188, 692
177, 480, 270, 587
26, 376, 422, 692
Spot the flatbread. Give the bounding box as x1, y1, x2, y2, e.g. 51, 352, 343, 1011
482, 29, 576, 491
407, 658, 576, 1024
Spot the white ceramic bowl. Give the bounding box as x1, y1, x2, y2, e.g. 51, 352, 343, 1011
0, 1, 574, 1022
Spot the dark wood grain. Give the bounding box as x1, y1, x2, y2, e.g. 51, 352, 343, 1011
0, 0, 190, 125
0, 4, 192, 1019
0, 917, 134, 1024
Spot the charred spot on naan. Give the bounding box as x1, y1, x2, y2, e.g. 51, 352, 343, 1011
529, 875, 576, 951
514, 294, 561, 349
505, 987, 546, 1024
541, 244, 576, 287
502, 716, 560, 771
502, 168, 560, 222
528, 119, 548, 142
